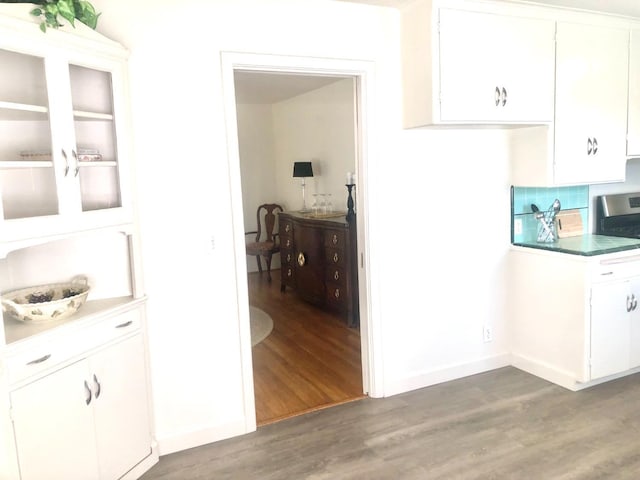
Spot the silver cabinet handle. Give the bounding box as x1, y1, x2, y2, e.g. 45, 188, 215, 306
26, 354, 51, 365
84, 380, 92, 405
494, 86, 501, 106
62, 149, 69, 176
587, 138, 593, 155
115, 320, 133, 329
501, 87, 507, 106
72, 149, 79, 177
93, 374, 101, 399
627, 294, 632, 312
593, 138, 598, 155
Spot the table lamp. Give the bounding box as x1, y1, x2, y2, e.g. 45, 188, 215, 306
293, 161, 314, 212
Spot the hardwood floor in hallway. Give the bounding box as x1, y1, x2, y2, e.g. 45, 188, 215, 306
248, 270, 365, 426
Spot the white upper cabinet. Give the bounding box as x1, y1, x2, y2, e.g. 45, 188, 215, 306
0, 20, 133, 243
437, 9, 555, 124
553, 22, 629, 185
628, 28, 640, 157
402, 1, 555, 127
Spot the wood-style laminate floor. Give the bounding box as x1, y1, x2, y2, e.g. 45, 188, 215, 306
248, 270, 365, 425
141, 366, 640, 480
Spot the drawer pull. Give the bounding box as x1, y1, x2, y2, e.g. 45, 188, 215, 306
285, 224, 291, 233
93, 374, 101, 399
297, 252, 306, 267
287, 253, 291, 263
286, 239, 291, 247
115, 320, 133, 329
334, 288, 340, 299
333, 252, 339, 263
334, 270, 340, 281
26, 354, 51, 366
84, 380, 92, 405
332, 234, 338, 245
287, 268, 293, 277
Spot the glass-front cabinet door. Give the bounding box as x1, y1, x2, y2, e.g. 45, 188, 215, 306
0, 46, 131, 242
0, 49, 60, 221
69, 64, 123, 213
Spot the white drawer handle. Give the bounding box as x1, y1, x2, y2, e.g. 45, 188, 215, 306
27, 354, 51, 366
115, 320, 133, 329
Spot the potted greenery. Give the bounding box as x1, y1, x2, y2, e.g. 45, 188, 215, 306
0, 0, 99, 32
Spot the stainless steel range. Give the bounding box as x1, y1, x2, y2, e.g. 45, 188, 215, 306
596, 192, 640, 238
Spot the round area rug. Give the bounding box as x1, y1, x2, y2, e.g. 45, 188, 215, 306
250, 306, 274, 346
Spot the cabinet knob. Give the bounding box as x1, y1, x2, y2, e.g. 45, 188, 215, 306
297, 252, 306, 267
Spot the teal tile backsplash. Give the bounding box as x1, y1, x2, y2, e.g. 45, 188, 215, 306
511, 186, 589, 243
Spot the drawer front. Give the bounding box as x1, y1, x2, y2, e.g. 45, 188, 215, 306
326, 266, 347, 286
326, 283, 348, 309
6, 308, 141, 386
325, 248, 347, 267
324, 229, 346, 249
281, 265, 295, 286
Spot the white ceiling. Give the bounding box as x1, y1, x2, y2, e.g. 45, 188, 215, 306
338, 0, 640, 18
234, 71, 346, 104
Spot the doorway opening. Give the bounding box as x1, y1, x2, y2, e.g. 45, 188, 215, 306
221, 53, 374, 429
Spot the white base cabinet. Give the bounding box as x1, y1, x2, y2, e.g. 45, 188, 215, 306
7, 306, 155, 480
510, 248, 640, 391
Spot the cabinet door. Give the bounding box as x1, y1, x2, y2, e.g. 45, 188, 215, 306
554, 22, 629, 185
628, 29, 640, 156
0, 49, 61, 222
630, 278, 640, 368
438, 9, 554, 123
590, 281, 631, 380
91, 334, 152, 480
10, 360, 100, 480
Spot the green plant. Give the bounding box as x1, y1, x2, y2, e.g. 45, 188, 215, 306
27, 0, 100, 32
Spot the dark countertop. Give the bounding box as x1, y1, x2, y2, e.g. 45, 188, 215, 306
513, 234, 640, 256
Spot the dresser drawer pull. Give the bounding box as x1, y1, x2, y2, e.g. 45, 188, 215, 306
84, 380, 92, 406
287, 268, 293, 277
332, 234, 339, 245
334, 288, 340, 299
333, 252, 339, 263
334, 270, 340, 281
26, 354, 51, 366
297, 252, 306, 267
115, 320, 133, 329
285, 224, 291, 233
287, 253, 291, 263
286, 239, 291, 247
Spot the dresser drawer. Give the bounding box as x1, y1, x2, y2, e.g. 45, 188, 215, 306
325, 248, 347, 266
324, 229, 346, 249
6, 308, 141, 386
326, 266, 347, 286
326, 283, 348, 309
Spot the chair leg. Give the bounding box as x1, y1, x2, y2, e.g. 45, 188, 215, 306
255, 255, 263, 274
265, 254, 273, 282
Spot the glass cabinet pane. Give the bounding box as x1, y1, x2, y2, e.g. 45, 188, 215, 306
69, 64, 122, 212
0, 49, 59, 220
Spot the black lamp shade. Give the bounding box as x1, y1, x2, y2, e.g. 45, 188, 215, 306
293, 161, 313, 178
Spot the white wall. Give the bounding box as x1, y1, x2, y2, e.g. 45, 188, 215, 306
90, 0, 510, 454
272, 78, 356, 213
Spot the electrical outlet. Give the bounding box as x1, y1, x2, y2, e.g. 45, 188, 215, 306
514, 218, 523, 235
483, 326, 492, 343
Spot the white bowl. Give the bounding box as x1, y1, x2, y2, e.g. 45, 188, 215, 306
1, 277, 90, 323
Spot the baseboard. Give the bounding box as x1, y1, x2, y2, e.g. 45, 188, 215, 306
157, 419, 251, 456
383, 353, 511, 397
121, 444, 160, 480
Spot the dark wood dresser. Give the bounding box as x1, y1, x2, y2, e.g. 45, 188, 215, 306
279, 212, 359, 327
